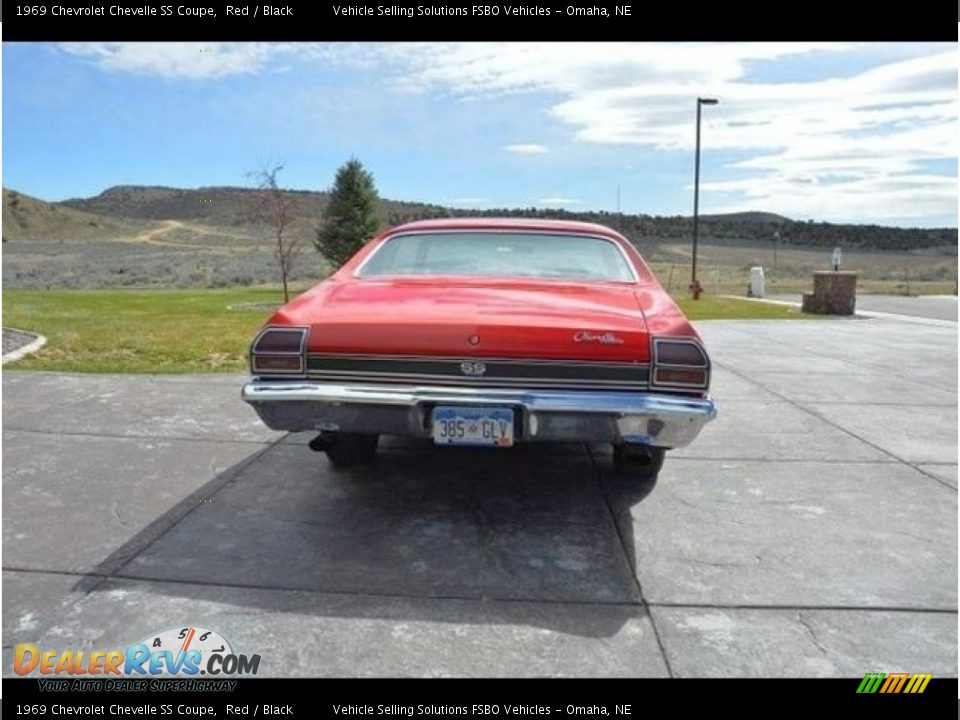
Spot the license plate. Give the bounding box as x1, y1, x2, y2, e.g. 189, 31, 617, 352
431, 406, 514, 447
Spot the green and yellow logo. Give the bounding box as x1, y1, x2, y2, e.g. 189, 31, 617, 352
857, 672, 932, 694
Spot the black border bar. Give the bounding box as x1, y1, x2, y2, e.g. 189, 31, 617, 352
3, 1, 955, 40
4, 677, 959, 716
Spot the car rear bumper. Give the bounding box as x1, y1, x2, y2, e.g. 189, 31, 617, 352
242, 380, 717, 448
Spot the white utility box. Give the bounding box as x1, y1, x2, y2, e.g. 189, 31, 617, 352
749, 266, 765, 298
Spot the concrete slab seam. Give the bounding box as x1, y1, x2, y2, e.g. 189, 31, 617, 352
714, 361, 958, 493
584, 443, 675, 678
6, 567, 956, 615
102, 435, 290, 580
719, 330, 957, 397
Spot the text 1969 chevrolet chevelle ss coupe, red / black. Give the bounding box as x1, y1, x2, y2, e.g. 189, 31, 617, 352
242, 218, 716, 481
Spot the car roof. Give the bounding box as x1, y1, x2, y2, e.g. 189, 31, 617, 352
384, 217, 626, 241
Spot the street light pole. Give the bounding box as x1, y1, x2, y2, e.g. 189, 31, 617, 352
691, 97, 718, 298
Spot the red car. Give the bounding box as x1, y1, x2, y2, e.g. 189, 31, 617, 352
242, 218, 716, 480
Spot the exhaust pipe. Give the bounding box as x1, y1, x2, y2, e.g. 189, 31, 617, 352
613, 442, 656, 474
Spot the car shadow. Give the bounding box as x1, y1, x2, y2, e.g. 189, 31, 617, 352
74, 436, 659, 639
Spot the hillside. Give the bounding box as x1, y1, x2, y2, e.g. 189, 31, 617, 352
58, 185, 450, 245
700, 211, 792, 224
61, 185, 326, 228
61, 185, 958, 252
444, 207, 956, 251
2, 189, 153, 242
3, 185, 955, 291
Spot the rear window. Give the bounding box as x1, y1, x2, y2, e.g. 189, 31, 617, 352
358, 232, 636, 282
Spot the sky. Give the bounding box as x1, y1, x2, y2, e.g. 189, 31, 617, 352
3, 41, 957, 227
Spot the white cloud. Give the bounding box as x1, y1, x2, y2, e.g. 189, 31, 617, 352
56, 41, 958, 223
58, 42, 312, 79
701, 173, 957, 221
539, 197, 581, 205
376, 42, 851, 96
363, 42, 958, 224
504, 143, 548, 155
448, 197, 489, 204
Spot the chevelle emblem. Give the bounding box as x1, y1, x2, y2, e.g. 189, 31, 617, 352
574, 331, 624, 345
459, 361, 487, 376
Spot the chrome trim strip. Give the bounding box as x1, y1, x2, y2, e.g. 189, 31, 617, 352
354, 229, 640, 283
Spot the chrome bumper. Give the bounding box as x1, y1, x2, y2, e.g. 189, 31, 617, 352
242, 380, 717, 448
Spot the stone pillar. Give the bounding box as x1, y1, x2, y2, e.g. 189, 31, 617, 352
801, 271, 857, 315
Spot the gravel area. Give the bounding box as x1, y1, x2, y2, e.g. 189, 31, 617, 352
2, 328, 39, 355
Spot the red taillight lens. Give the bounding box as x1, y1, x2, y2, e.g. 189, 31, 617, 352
252, 355, 302, 372
651, 338, 709, 390
653, 368, 708, 386
250, 326, 307, 375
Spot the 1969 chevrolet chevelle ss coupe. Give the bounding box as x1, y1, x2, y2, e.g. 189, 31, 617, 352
242, 218, 716, 480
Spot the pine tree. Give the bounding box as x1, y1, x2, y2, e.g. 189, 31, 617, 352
315, 158, 380, 268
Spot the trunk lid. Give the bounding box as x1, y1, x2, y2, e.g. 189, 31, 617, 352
302, 278, 650, 362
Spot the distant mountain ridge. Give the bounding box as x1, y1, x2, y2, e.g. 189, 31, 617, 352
60, 185, 327, 229
7, 185, 956, 251
3, 188, 152, 242
700, 211, 793, 224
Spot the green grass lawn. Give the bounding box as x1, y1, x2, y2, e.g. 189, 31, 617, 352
3, 287, 808, 374
3, 288, 285, 373
674, 294, 808, 320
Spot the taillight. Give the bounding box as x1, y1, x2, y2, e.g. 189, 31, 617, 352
651, 337, 709, 391
250, 326, 307, 375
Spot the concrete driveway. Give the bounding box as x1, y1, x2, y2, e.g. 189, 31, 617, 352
3, 317, 956, 677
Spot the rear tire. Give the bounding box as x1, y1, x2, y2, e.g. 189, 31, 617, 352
319, 432, 379, 467
613, 443, 666, 481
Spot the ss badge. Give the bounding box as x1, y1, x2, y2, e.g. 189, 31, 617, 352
459, 361, 487, 377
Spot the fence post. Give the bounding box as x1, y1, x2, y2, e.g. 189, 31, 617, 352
666, 264, 675, 292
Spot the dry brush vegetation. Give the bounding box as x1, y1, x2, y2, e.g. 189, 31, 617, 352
3, 186, 956, 295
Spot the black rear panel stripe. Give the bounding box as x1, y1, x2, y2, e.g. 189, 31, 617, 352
306, 355, 650, 385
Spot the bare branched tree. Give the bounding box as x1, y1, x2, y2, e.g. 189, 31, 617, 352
247, 163, 300, 303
